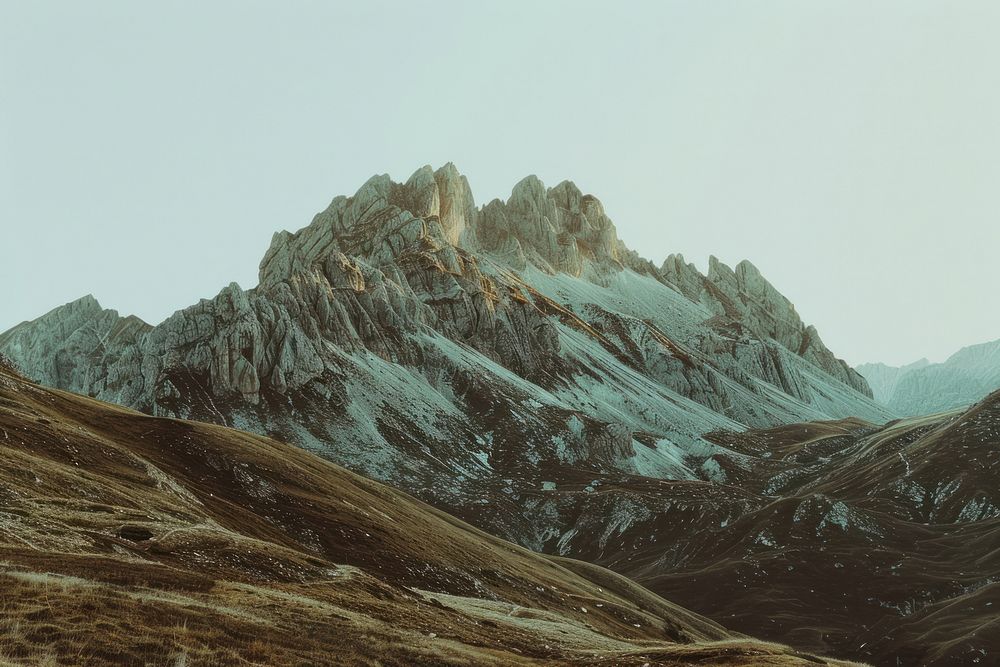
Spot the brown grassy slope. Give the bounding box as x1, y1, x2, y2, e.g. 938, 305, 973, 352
0, 365, 863, 666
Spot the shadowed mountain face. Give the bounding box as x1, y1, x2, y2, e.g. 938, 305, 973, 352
0, 361, 859, 666
859, 339, 1000, 416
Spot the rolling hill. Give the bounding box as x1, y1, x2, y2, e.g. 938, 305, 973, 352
0, 356, 857, 666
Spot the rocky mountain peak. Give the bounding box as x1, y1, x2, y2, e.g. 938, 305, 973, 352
396, 162, 476, 246
258, 164, 629, 289
481, 173, 620, 277
0, 293, 151, 394
48, 293, 105, 318
9, 164, 879, 414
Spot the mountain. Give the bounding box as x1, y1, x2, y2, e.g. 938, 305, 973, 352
0, 165, 890, 552
1, 165, 900, 661
858, 339, 1000, 415
0, 356, 858, 666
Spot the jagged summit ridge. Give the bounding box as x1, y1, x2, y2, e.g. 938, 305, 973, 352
255, 163, 867, 398
3, 162, 886, 411
2, 161, 887, 432
260, 164, 626, 289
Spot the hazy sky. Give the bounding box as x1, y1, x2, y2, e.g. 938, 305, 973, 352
3, 1, 999, 366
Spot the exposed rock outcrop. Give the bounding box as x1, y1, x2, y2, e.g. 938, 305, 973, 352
475, 176, 621, 278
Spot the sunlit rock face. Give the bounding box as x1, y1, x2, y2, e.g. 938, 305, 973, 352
0, 162, 889, 540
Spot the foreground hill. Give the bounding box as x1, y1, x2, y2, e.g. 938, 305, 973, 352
858, 339, 1000, 415
0, 359, 856, 666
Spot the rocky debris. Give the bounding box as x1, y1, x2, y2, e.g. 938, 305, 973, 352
0, 351, 21, 375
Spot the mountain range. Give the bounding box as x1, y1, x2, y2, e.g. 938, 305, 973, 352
858, 339, 1000, 416
3, 164, 997, 665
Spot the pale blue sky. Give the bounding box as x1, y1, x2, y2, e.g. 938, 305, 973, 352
2, 1, 999, 366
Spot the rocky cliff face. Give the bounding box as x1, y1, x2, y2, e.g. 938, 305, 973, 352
1, 163, 889, 543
